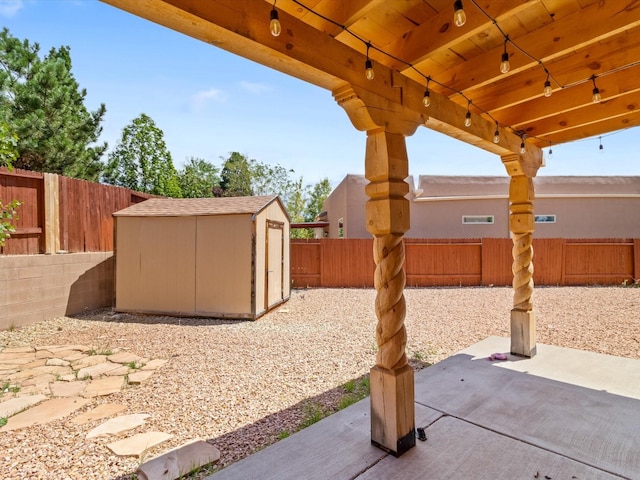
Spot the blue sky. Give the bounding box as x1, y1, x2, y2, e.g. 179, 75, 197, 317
3, 0, 639, 187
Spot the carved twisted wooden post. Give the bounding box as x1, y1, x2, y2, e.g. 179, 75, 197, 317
373, 233, 408, 370
365, 129, 414, 456
333, 85, 423, 457
503, 154, 537, 357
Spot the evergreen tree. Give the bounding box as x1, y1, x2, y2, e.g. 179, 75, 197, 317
0, 28, 106, 180
103, 113, 182, 197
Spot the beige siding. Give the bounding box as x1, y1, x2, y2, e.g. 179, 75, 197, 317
195, 215, 253, 316
116, 217, 196, 313
410, 199, 509, 238
114, 196, 290, 319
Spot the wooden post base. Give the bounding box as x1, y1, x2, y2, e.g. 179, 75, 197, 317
511, 309, 537, 357
370, 364, 415, 457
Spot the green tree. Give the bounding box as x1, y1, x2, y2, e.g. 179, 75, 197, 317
304, 177, 332, 222
252, 162, 295, 205
178, 157, 220, 198
219, 152, 254, 197
0, 28, 106, 180
288, 177, 310, 239
0, 122, 18, 169
103, 113, 181, 197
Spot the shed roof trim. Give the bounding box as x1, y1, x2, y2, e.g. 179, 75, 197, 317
113, 195, 281, 217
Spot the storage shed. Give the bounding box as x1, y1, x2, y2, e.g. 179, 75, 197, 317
113, 195, 290, 320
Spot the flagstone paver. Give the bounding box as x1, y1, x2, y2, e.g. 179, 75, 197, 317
50, 380, 88, 397
46, 358, 71, 367
86, 413, 150, 439
72, 354, 108, 369
62, 352, 89, 362
22, 373, 57, 387
108, 351, 144, 364
1, 346, 35, 354
72, 403, 127, 425
106, 431, 173, 458
35, 345, 91, 353
82, 376, 125, 398
136, 440, 221, 480
77, 362, 123, 380
31, 365, 73, 376
0, 396, 90, 431
127, 371, 154, 385
0, 394, 47, 418
105, 366, 130, 376
0, 356, 36, 365
141, 359, 168, 371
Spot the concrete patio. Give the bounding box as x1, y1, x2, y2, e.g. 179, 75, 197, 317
208, 336, 640, 480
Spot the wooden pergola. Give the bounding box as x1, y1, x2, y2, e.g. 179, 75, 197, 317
102, 0, 640, 457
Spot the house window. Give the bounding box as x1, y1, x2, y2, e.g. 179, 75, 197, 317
462, 215, 494, 224
535, 214, 556, 223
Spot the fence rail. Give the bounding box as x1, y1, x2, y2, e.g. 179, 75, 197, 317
291, 238, 639, 287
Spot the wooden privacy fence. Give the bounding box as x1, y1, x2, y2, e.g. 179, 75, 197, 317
291, 238, 640, 287
1, 168, 153, 255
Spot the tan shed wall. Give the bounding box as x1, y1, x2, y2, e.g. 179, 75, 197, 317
195, 214, 253, 316
116, 217, 196, 314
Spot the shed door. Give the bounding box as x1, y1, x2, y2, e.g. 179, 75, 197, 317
265, 220, 284, 309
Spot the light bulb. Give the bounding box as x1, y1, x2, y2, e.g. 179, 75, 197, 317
493, 130, 500, 144
365, 59, 374, 80
592, 87, 601, 103
548, 148, 553, 160
464, 111, 471, 127
520, 141, 526, 154
544, 80, 552, 97
270, 9, 281, 37
423, 90, 431, 107
453, 1, 466, 27
500, 52, 510, 74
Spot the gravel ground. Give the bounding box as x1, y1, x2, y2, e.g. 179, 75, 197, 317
1, 286, 639, 479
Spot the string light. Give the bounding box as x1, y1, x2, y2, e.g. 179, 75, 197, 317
453, 0, 467, 27
282, 0, 631, 153
269, 1, 281, 37
543, 73, 552, 97
423, 77, 431, 107
464, 101, 472, 127
493, 122, 500, 144
520, 135, 526, 154
365, 43, 374, 80
591, 76, 601, 103
500, 36, 510, 73
599, 136, 604, 150
547, 142, 553, 160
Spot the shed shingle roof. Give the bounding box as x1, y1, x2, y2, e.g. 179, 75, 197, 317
113, 195, 279, 217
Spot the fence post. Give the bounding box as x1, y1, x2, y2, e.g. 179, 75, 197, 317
43, 173, 60, 254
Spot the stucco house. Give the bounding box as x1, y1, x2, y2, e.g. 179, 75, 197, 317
322, 175, 640, 239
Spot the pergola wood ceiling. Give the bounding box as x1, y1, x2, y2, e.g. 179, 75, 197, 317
103, 0, 640, 161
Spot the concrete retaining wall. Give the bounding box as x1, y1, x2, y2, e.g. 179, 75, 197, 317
0, 252, 114, 330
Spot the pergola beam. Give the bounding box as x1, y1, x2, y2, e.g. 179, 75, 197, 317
101, 0, 542, 169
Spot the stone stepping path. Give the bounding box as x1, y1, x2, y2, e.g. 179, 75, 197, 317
0, 345, 165, 415
0, 345, 219, 477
